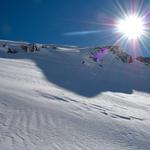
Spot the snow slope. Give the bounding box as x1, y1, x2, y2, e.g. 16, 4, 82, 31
0, 40, 150, 150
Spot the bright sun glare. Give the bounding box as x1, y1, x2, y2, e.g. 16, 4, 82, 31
117, 15, 146, 40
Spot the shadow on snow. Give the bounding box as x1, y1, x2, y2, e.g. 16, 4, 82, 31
0, 50, 150, 97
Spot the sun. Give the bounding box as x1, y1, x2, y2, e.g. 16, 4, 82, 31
116, 15, 146, 40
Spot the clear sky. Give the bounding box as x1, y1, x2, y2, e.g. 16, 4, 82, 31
0, 0, 150, 56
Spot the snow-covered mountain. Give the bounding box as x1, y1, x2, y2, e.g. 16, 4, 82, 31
0, 40, 150, 150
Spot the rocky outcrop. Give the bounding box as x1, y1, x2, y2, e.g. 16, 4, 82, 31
7, 47, 18, 54
136, 57, 150, 65
20, 44, 39, 52
90, 46, 134, 64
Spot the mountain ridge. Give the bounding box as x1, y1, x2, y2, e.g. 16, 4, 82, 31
0, 40, 150, 150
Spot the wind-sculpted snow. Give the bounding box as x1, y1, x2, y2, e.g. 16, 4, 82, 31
0, 40, 150, 150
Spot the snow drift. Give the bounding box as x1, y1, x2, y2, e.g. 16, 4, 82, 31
0, 40, 150, 150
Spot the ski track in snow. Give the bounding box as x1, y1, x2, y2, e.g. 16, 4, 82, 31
0, 41, 150, 150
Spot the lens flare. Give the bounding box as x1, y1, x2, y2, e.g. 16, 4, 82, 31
117, 15, 146, 40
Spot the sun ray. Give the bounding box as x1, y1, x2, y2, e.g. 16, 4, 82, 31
62, 1, 149, 56
109, 1, 150, 56
114, 0, 128, 18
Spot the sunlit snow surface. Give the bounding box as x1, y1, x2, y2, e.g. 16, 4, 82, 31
0, 40, 150, 150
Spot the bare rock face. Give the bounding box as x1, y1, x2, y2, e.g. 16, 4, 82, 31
89, 45, 150, 66
7, 47, 18, 54
89, 46, 134, 64
21, 44, 39, 52
136, 57, 150, 65
108, 46, 133, 63
21, 44, 28, 52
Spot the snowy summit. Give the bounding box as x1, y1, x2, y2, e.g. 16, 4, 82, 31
0, 40, 150, 150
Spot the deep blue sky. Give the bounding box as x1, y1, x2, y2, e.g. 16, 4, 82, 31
0, 0, 150, 55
